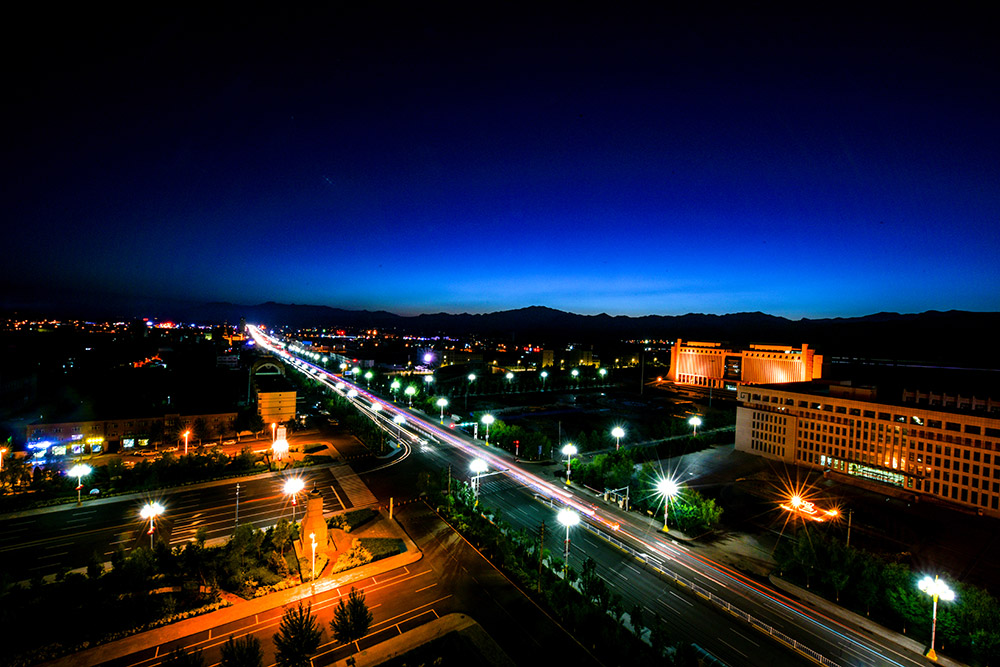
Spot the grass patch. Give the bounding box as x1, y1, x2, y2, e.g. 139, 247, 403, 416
304, 443, 326, 454
356, 537, 404, 561
328, 507, 377, 533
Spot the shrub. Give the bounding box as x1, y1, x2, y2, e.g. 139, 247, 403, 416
331, 540, 373, 573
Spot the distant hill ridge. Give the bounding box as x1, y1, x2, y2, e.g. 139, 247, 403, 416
2, 290, 997, 366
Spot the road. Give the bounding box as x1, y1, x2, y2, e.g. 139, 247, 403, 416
251, 325, 936, 667
0, 459, 374, 581
84, 503, 601, 667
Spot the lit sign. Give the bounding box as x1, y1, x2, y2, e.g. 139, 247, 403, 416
85, 437, 105, 445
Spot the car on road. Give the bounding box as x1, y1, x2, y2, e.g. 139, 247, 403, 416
222, 439, 236, 445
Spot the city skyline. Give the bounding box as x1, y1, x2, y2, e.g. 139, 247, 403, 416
3, 7, 998, 319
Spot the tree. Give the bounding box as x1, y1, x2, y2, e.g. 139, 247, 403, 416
162, 648, 204, 667
273, 602, 322, 667
221, 634, 263, 667
248, 412, 265, 437
331, 587, 374, 644
630, 602, 645, 638
193, 418, 211, 446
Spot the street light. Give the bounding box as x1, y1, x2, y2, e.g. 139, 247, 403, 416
68, 463, 92, 506
183, 430, 191, 455
656, 478, 679, 532
424, 375, 434, 386
140, 502, 164, 548
352, 366, 361, 377
364, 371, 373, 388
271, 423, 277, 442
284, 477, 305, 522
339, 362, 347, 374
470, 458, 488, 498
404, 385, 416, 407
272, 437, 289, 463
557, 508, 579, 575
481, 414, 495, 444
689, 416, 702, 436
347, 388, 358, 399
393, 414, 406, 440
540, 370, 548, 391
599, 368, 607, 383
390, 379, 401, 402
571, 369, 579, 384
561, 443, 577, 484
436, 397, 448, 423
611, 426, 625, 451
919, 575, 956, 661
505, 372, 514, 392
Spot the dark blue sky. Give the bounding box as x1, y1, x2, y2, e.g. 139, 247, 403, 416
3, 7, 997, 318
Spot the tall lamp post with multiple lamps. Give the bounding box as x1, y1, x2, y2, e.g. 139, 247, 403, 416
481, 414, 494, 444
561, 443, 577, 484
919, 575, 956, 661
557, 508, 579, 576
470, 458, 488, 501
68, 464, 92, 505
140, 502, 164, 548
611, 426, 625, 451
656, 478, 680, 532
284, 477, 305, 522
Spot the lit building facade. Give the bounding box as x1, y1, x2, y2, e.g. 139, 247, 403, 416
735, 382, 1000, 516
255, 375, 296, 425
25, 411, 237, 457
667, 340, 822, 389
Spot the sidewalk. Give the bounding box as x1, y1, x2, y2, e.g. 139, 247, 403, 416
769, 575, 967, 667
40, 509, 422, 667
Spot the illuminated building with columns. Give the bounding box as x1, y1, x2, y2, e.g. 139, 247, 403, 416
667, 340, 822, 389
735, 381, 1000, 516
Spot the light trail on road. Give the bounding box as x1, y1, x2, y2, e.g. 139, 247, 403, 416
249, 325, 918, 667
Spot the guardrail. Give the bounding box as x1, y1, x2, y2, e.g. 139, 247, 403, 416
581, 522, 839, 667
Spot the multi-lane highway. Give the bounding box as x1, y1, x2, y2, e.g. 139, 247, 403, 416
251, 325, 933, 667
0, 460, 377, 582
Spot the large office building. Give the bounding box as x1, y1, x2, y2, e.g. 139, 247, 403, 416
667, 340, 822, 389
735, 381, 1000, 516
255, 375, 296, 426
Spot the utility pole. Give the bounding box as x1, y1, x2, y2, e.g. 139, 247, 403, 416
447, 465, 452, 496
538, 521, 545, 593
846, 509, 853, 548
235, 483, 240, 526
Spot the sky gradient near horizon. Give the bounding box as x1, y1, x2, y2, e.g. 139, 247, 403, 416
3, 7, 998, 318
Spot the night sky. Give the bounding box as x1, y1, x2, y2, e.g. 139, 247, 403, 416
3, 6, 997, 318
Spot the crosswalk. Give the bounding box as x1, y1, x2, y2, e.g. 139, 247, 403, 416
329, 464, 378, 508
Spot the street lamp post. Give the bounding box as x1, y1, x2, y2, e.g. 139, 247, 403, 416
393, 414, 406, 441
404, 385, 416, 407
470, 459, 488, 500
561, 443, 577, 484
390, 379, 401, 402
689, 416, 702, 436
284, 478, 305, 522
540, 371, 548, 391
140, 502, 164, 549
183, 430, 190, 455
436, 398, 448, 423
505, 372, 514, 392
481, 414, 495, 444
364, 371, 373, 388
68, 463, 92, 505
271, 423, 277, 442
599, 368, 607, 384
424, 375, 434, 388
557, 508, 579, 576
657, 478, 679, 532
919, 575, 956, 661
571, 369, 579, 386
611, 426, 625, 451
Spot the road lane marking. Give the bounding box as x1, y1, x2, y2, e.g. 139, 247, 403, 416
730, 627, 759, 646
668, 590, 693, 606
718, 638, 748, 658
415, 583, 437, 593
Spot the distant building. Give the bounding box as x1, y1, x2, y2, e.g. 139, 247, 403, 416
216, 353, 240, 369
255, 375, 296, 425
540, 348, 596, 369
667, 340, 822, 389
441, 350, 483, 366
25, 410, 237, 457
735, 381, 1000, 516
